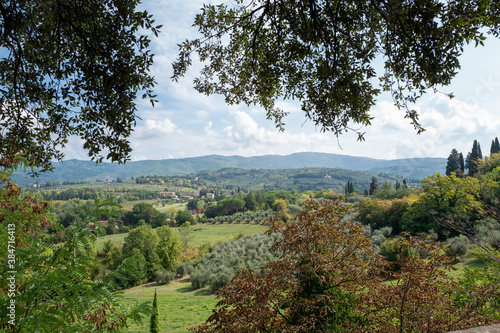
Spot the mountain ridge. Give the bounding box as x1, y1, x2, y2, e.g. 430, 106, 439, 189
13, 152, 446, 184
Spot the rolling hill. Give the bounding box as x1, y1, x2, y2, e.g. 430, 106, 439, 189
13, 152, 446, 185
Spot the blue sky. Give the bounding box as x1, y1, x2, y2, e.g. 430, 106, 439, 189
64, 0, 500, 162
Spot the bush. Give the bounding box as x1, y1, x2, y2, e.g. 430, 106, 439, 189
118, 225, 129, 233
155, 270, 175, 285
445, 235, 469, 260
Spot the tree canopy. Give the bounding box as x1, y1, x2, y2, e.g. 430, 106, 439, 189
173, 0, 500, 138
0, 0, 161, 171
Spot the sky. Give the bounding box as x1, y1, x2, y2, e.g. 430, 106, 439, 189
64, 0, 500, 162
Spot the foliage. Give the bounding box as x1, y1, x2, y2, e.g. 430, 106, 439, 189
467, 140, 484, 176
150, 289, 159, 333
193, 199, 383, 332
183, 233, 281, 291
156, 226, 182, 271
207, 209, 275, 224
446, 148, 463, 176
193, 199, 500, 332
366, 236, 500, 332
0, 0, 160, 171
357, 198, 410, 234
155, 270, 175, 285
273, 198, 288, 222
173, 0, 500, 138
122, 224, 161, 283
175, 209, 195, 227
177, 222, 195, 251
125, 202, 167, 228
402, 173, 482, 238
0, 162, 149, 331
446, 234, 470, 260
491, 137, 500, 155
99, 240, 122, 270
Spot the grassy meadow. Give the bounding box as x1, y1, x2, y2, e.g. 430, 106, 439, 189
96, 222, 268, 251
122, 279, 217, 333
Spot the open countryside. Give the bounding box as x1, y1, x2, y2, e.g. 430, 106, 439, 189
2, 0, 500, 332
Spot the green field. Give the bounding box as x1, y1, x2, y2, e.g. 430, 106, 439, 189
96, 222, 268, 251
107, 222, 268, 332
122, 279, 217, 333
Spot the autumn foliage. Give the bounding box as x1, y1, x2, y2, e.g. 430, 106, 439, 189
193, 199, 500, 332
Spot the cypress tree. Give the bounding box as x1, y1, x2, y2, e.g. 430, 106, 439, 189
395, 180, 401, 190
348, 181, 354, 194
445, 149, 461, 176
468, 140, 483, 176
465, 152, 471, 172
369, 177, 378, 195
345, 181, 355, 196
402, 179, 407, 189
459, 153, 465, 173
491, 137, 500, 155
150, 289, 159, 333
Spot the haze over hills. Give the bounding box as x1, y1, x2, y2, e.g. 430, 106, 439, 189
13, 152, 446, 185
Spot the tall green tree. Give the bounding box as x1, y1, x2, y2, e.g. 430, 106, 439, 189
156, 226, 182, 271
177, 222, 195, 251
459, 152, 465, 173
173, 0, 500, 138
244, 190, 257, 211
175, 210, 195, 227
446, 149, 462, 176
122, 225, 161, 282
125, 203, 166, 228
150, 290, 159, 333
468, 140, 483, 176
369, 176, 379, 196
491, 137, 500, 155
345, 181, 355, 196
0, 0, 160, 172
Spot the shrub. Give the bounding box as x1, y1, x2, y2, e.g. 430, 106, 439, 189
155, 270, 175, 285
445, 235, 469, 260
118, 225, 130, 233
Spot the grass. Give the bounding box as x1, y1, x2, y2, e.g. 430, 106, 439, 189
96, 222, 268, 251
155, 202, 186, 213
190, 222, 267, 246
120, 199, 160, 211
446, 253, 488, 279
111, 223, 268, 331
121, 279, 218, 332
96, 232, 129, 250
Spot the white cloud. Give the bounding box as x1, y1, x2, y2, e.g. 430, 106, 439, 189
61, 0, 500, 163
133, 118, 182, 140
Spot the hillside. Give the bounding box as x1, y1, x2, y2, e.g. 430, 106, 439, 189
13, 152, 446, 185
191, 167, 417, 193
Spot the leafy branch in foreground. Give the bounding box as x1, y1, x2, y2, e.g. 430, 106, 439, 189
0, 0, 161, 172
173, 0, 500, 138
0, 160, 149, 332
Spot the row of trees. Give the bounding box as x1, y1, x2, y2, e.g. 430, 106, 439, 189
445, 137, 499, 177
41, 187, 161, 201
360, 153, 500, 246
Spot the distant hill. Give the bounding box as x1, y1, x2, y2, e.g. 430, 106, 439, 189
190, 167, 419, 193
13, 152, 446, 185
